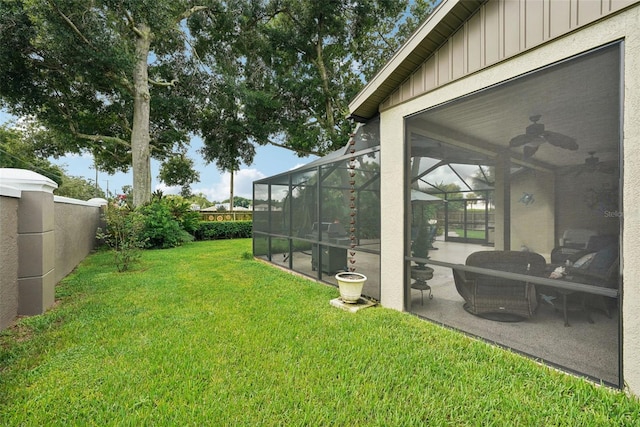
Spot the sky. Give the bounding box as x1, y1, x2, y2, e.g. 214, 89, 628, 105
1, 110, 316, 202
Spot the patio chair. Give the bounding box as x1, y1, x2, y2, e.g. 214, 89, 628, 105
540, 234, 619, 326
559, 228, 597, 248
550, 229, 598, 265
564, 235, 619, 317
452, 251, 546, 321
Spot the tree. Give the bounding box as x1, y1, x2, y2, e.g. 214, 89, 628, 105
1, 124, 105, 198
56, 175, 106, 200
157, 153, 200, 197
0, 0, 217, 206
1, 0, 439, 208
353, 0, 440, 81
236, 1, 410, 156
187, 193, 213, 209
0, 125, 64, 184
221, 196, 251, 209
195, 0, 438, 165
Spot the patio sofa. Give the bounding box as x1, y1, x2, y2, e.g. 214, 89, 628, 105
452, 251, 547, 320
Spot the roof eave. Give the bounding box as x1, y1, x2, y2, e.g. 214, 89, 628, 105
349, 0, 484, 120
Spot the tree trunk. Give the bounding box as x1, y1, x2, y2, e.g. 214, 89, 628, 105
131, 23, 152, 207
315, 38, 335, 136
230, 168, 234, 212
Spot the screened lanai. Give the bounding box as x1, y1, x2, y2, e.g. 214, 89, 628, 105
254, 0, 640, 395
253, 42, 622, 387
253, 119, 382, 301
405, 42, 622, 386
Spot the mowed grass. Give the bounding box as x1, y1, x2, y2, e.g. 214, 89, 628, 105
1, 239, 639, 425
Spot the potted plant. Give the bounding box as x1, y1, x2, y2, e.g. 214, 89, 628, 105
335, 134, 367, 303
412, 221, 432, 268
335, 271, 367, 303
411, 220, 434, 302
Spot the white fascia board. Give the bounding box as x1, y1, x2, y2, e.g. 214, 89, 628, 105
349, 0, 459, 115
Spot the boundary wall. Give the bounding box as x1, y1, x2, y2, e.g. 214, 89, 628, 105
0, 168, 106, 330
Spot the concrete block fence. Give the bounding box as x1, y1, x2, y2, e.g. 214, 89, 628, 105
0, 168, 106, 330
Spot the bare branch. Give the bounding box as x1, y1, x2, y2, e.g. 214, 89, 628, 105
74, 132, 131, 149
63, 113, 130, 149
48, 0, 96, 50
148, 78, 179, 87
267, 139, 323, 157
105, 71, 134, 94
376, 29, 396, 51
178, 6, 209, 22
124, 10, 144, 38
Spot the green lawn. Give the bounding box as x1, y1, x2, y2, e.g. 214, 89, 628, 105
452, 228, 486, 240
1, 239, 638, 425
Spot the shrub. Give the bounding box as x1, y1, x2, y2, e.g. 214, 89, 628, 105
138, 197, 195, 249
194, 221, 252, 240
162, 195, 201, 234
96, 203, 146, 272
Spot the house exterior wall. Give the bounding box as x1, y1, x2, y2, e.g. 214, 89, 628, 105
510, 169, 555, 257
381, 0, 636, 113
379, 114, 406, 311
377, 5, 640, 394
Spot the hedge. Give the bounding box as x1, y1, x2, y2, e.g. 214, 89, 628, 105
194, 221, 252, 241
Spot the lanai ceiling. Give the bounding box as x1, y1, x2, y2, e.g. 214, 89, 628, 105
407, 43, 621, 170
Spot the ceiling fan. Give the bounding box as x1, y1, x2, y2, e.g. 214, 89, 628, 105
560, 151, 619, 175
509, 115, 579, 158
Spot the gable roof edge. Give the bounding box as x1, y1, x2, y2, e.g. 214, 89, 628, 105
349, 0, 484, 120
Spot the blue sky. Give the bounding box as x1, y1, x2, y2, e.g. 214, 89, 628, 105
1, 110, 316, 202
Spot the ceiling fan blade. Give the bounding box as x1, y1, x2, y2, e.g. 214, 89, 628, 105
542, 131, 579, 150
559, 159, 619, 176
509, 133, 536, 147
523, 145, 539, 159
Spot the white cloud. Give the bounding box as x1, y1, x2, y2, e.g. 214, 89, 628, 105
154, 182, 182, 195
192, 168, 266, 202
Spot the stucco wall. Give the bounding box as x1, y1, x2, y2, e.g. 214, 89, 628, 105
54, 197, 104, 284
620, 7, 640, 398
510, 169, 555, 257
555, 170, 620, 242
0, 193, 19, 330
0, 169, 106, 330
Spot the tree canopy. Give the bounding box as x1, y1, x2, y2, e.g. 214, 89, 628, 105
0, 125, 64, 184
196, 0, 437, 160
1, 124, 105, 199
0, 0, 216, 205
157, 153, 200, 197
0, 0, 438, 206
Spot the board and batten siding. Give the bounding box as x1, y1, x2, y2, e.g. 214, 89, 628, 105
382, 0, 636, 112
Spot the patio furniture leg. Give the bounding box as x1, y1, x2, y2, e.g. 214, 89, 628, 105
583, 297, 594, 324
412, 281, 432, 305
560, 291, 594, 326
